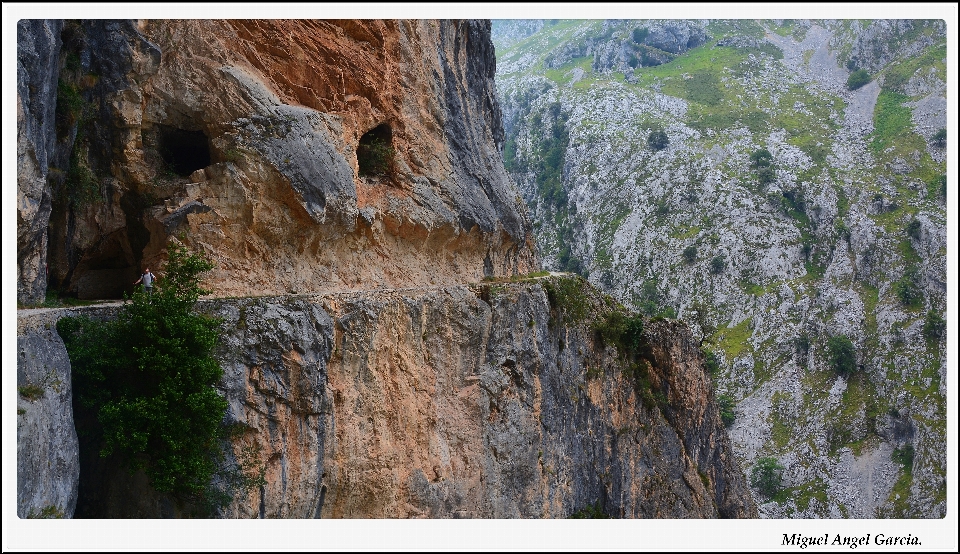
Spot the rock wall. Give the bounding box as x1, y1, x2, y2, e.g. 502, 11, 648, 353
16, 20, 62, 305
21, 279, 756, 518
16, 311, 80, 518
19, 19, 536, 301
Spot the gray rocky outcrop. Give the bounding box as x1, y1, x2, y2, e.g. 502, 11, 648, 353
17, 19, 62, 305
17, 311, 80, 518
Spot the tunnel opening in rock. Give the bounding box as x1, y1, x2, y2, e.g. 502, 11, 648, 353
70, 230, 139, 300
157, 124, 211, 177
357, 124, 394, 177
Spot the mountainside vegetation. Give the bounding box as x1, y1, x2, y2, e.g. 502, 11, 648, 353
493, 18, 946, 518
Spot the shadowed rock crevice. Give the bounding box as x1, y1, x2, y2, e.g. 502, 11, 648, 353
156, 124, 211, 177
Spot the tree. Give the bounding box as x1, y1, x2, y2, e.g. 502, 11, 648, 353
895, 265, 923, 308
922, 309, 946, 341
632, 27, 649, 44
906, 219, 921, 240
647, 128, 669, 151
750, 457, 784, 498
846, 69, 871, 90
717, 394, 736, 426
827, 335, 856, 377
682, 245, 698, 264
931, 128, 946, 148
59, 243, 228, 500
757, 165, 776, 185
709, 255, 726, 274
702, 348, 721, 377
750, 148, 773, 168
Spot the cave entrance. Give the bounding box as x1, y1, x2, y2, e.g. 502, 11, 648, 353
157, 124, 211, 177
357, 124, 394, 177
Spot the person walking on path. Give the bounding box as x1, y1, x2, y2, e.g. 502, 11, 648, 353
134, 267, 156, 301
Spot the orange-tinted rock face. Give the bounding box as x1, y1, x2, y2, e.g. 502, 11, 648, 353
59, 280, 756, 519
27, 20, 536, 300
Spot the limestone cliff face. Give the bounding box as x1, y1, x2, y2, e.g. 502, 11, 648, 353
19, 19, 536, 301
17, 19, 754, 520
34, 279, 755, 518
17, 312, 79, 518
17, 20, 63, 305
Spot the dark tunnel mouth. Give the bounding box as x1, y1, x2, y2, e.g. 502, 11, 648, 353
357, 123, 394, 177
157, 124, 211, 177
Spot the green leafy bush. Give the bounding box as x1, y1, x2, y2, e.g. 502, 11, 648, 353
749, 148, 773, 168
922, 309, 946, 341
931, 128, 946, 147
58, 243, 228, 501
717, 394, 736, 426
55, 79, 85, 139
895, 266, 923, 308
542, 276, 590, 326
702, 348, 721, 377
533, 103, 570, 209
794, 333, 810, 359
846, 69, 871, 90
709, 255, 727, 274
757, 165, 776, 185
682, 245, 698, 264
593, 310, 644, 357
570, 501, 609, 518
647, 127, 669, 151
826, 335, 856, 377
906, 219, 921, 240
750, 456, 784, 498
892, 445, 914, 472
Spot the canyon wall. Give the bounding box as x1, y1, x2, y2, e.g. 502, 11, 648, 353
20, 280, 756, 518
16, 19, 754, 519
18, 19, 536, 303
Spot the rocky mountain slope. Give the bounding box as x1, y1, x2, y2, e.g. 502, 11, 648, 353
16, 19, 754, 520
493, 19, 947, 518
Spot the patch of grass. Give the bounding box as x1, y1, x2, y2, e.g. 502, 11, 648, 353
569, 501, 609, 518
634, 45, 746, 89
18, 384, 45, 401
869, 90, 912, 155
714, 318, 753, 362
781, 478, 829, 513
885, 450, 914, 517
669, 224, 701, 240
684, 72, 723, 106
26, 505, 66, 519
769, 390, 793, 449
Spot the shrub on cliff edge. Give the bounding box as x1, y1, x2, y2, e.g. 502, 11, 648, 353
58, 243, 228, 502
